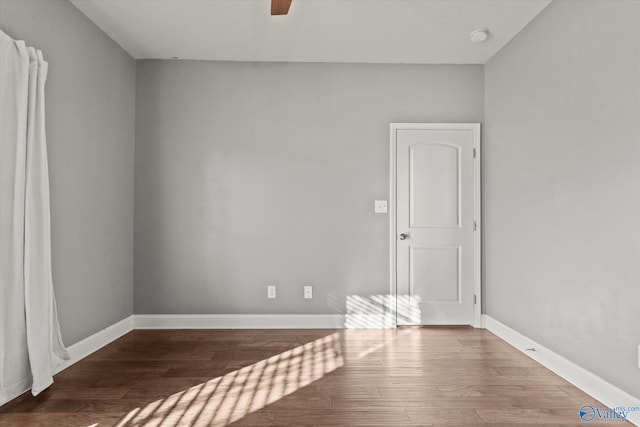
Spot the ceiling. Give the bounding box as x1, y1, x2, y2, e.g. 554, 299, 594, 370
70, 0, 551, 64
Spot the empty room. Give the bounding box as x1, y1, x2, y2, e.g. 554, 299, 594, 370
1, 0, 639, 426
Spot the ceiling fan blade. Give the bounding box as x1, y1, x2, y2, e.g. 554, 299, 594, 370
271, 0, 292, 15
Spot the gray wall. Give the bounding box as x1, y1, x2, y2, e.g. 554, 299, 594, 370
0, 0, 135, 345
485, 0, 640, 397
135, 61, 483, 314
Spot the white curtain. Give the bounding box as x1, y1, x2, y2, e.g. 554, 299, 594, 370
0, 29, 68, 404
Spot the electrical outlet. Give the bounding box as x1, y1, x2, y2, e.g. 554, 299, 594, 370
304, 286, 313, 299
267, 285, 276, 299
374, 200, 388, 213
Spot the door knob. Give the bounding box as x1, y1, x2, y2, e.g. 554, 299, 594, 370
399, 233, 408, 240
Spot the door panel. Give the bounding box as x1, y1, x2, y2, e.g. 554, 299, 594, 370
394, 125, 478, 325
410, 143, 460, 227
410, 246, 460, 303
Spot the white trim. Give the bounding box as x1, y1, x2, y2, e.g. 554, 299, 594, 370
389, 123, 482, 327
1, 315, 134, 406
389, 124, 398, 327
483, 315, 640, 426
134, 314, 346, 329
55, 315, 134, 374
0, 378, 32, 407
472, 125, 482, 328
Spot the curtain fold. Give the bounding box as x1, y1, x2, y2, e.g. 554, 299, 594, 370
0, 29, 68, 404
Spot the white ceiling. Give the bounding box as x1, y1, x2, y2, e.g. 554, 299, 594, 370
70, 0, 551, 64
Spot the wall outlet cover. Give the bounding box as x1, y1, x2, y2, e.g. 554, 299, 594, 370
304, 286, 313, 299
374, 200, 388, 213
267, 285, 276, 299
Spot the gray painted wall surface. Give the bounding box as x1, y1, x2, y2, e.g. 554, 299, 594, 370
485, 0, 640, 397
0, 0, 135, 345
135, 61, 483, 315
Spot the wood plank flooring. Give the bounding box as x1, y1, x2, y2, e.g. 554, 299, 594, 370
0, 327, 627, 426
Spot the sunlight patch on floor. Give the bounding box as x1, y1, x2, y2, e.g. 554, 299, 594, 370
114, 333, 343, 427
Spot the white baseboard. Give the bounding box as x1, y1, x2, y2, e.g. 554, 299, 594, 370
483, 315, 640, 426
55, 315, 134, 374
0, 315, 134, 407
0, 378, 32, 407
134, 314, 346, 329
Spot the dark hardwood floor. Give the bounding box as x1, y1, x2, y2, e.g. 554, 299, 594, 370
0, 327, 626, 426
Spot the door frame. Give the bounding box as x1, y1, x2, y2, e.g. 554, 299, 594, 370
389, 123, 482, 328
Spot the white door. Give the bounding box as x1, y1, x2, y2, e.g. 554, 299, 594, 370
392, 124, 480, 325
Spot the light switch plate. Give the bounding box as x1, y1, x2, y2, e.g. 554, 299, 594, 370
304, 286, 313, 299
267, 285, 276, 299
374, 200, 388, 213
